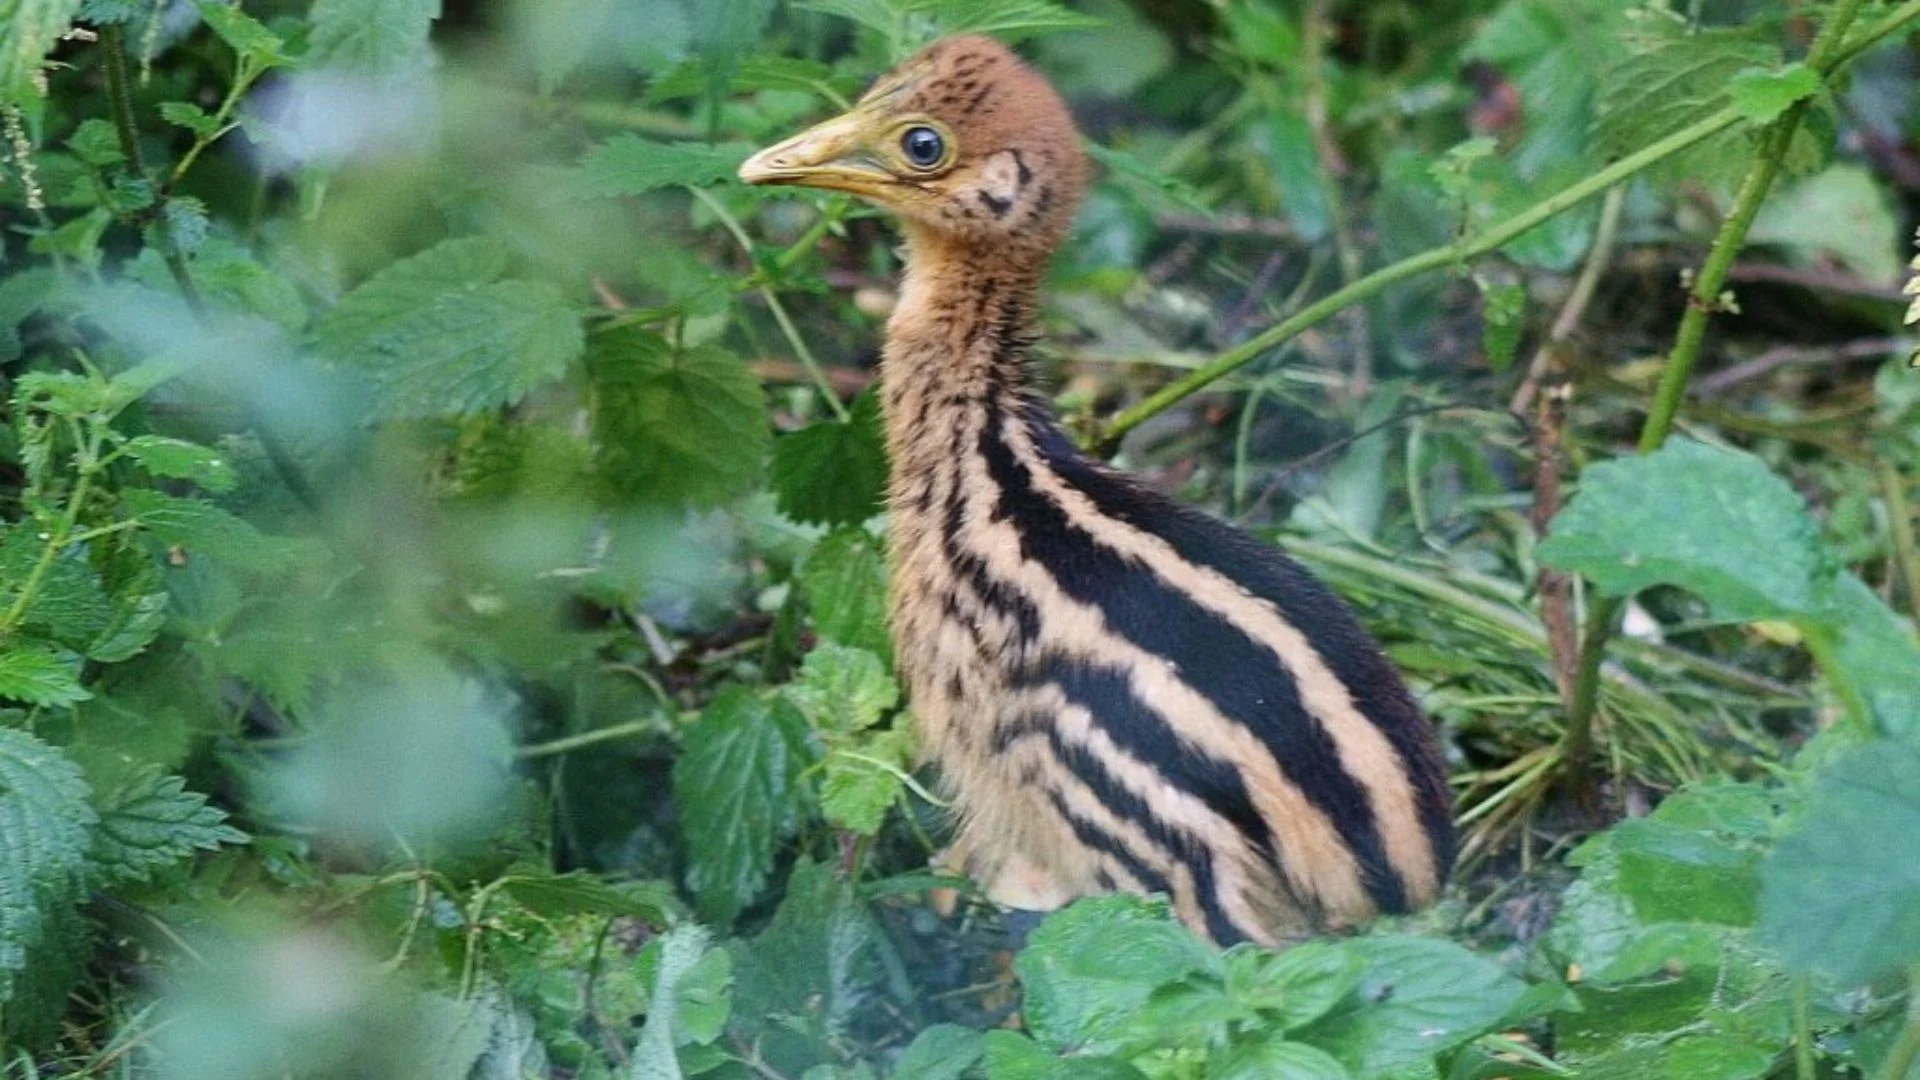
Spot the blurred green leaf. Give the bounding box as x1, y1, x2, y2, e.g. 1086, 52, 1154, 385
1210, 1037, 1353, 1080
1476, 277, 1525, 373
1760, 740, 1920, 985
1750, 164, 1903, 284
981, 1030, 1148, 1079
1728, 63, 1820, 123
673, 687, 800, 925
193, 1, 288, 67
728, 858, 889, 1047
630, 926, 733, 1078
123, 435, 238, 493
88, 767, 247, 886
0, 0, 78, 105
1296, 937, 1530, 1076
591, 328, 770, 508
159, 100, 220, 138
1592, 20, 1775, 165
498, 870, 676, 925
315, 236, 584, 420
1226, 939, 1364, 1032
308, 0, 438, 75
124, 489, 299, 576
569, 135, 755, 198
770, 392, 888, 528
894, 1023, 987, 1080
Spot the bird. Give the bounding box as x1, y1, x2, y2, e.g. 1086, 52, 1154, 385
739, 34, 1454, 946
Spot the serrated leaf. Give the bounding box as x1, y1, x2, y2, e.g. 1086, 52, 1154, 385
1087, 142, 1211, 216
894, 1024, 986, 1080
0, 643, 89, 706
1760, 740, 1920, 985
308, 0, 438, 75
124, 489, 298, 575
782, 643, 897, 734
0, 0, 79, 104
89, 768, 246, 886
149, 196, 210, 257
1015, 895, 1218, 1056
770, 392, 888, 527
645, 55, 857, 105
1592, 21, 1776, 164
727, 857, 887, 1045
1294, 936, 1529, 1076
0, 528, 114, 651
159, 101, 221, 138
800, 528, 891, 660
819, 730, 910, 835
1538, 439, 1826, 623
801, 0, 1100, 54
568, 134, 754, 198
672, 687, 798, 925
1227, 938, 1365, 1032
123, 435, 238, 492
0, 727, 95, 1042
315, 236, 583, 419
1211, 1037, 1353, 1080
497, 870, 675, 925
67, 118, 124, 167
193, 1, 287, 66
1728, 63, 1820, 124
591, 328, 768, 508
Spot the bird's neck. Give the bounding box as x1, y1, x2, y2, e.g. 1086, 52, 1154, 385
880, 229, 1048, 466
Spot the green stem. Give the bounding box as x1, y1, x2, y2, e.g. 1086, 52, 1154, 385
0, 428, 104, 636
1092, 0, 1920, 453
1794, 975, 1815, 1080
1879, 965, 1920, 1080
100, 23, 205, 316
1880, 459, 1920, 615
515, 716, 672, 759
1562, 0, 1879, 767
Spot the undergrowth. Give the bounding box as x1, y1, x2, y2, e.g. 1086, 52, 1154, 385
2, 0, 1919, 1077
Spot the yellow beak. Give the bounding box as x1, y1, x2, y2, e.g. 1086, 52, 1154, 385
738, 109, 894, 195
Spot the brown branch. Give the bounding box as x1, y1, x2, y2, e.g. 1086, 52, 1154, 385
1694, 336, 1905, 394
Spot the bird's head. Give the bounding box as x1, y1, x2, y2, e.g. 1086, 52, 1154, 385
740, 35, 1088, 257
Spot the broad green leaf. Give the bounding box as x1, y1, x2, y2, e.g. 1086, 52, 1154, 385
629, 926, 731, 1079
569, 134, 753, 198
159, 101, 220, 138
0, 528, 114, 651
1015, 895, 1218, 1056
1610, 816, 1761, 927
1476, 277, 1525, 372
1538, 439, 1826, 623
591, 328, 769, 508
1225, 939, 1365, 1031
66, 118, 124, 167
770, 392, 888, 528
1759, 740, 1920, 985
0, 0, 79, 105
1592, 21, 1775, 165
1267, 110, 1330, 243
672, 687, 798, 925
193, 1, 287, 67
981, 1030, 1148, 1079
1295, 936, 1529, 1076
1464, 0, 1631, 175
1211, 1037, 1353, 1080
800, 528, 891, 660
1818, 572, 1920, 738
0, 643, 88, 706
0, 728, 95, 1042
645, 55, 858, 105
1728, 63, 1820, 124
124, 489, 299, 576
497, 870, 676, 925
123, 435, 238, 492
782, 643, 897, 734
727, 858, 888, 1045
893, 1024, 986, 1080
819, 726, 912, 835
315, 236, 584, 420
1751, 165, 1903, 285
308, 0, 438, 75
89, 768, 247, 886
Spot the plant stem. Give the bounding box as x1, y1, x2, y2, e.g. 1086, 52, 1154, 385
1794, 975, 1815, 1080
1562, 0, 1877, 769
101, 24, 204, 316
1879, 965, 1920, 1080
515, 716, 671, 759
1881, 459, 1920, 615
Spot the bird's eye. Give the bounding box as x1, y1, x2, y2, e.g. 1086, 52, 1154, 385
901, 125, 946, 169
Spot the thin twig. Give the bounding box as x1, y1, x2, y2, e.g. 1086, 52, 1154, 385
1693, 336, 1903, 394
1881, 459, 1920, 616
1512, 184, 1627, 415
1726, 261, 1911, 302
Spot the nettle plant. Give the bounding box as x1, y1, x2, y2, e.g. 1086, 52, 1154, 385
1, 0, 1918, 1077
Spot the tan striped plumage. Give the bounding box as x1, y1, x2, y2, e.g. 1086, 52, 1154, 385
742, 35, 1454, 945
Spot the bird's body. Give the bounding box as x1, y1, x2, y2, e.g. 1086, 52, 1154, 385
743, 35, 1453, 945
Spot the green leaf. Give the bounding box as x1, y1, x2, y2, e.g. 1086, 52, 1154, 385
1750, 165, 1904, 285
1211, 1037, 1353, 1080
819, 726, 912, 835
727, 858, 889, 1046
980, 1030, 1147, 1079
67, 118, 124, 167
569, 135, 754, 198
497, 870, 676, 925
770, 392, 888, 528
645, 55, 858, 105
1727, 63, 1820, 124
1267, 110, 1330, 243
800, 528, 891, 660
1818, 572, 1920, 738
1592, 20, 1776, 165
307, 0, 438, 75
1226, 939, 1365, 1031
0, 727, 95, 1043
1759, 740, 1920, 985
1609, 815, 1762, 927
123, 435, 238, 492
672, 687, 799, 925
159, 101, 221, 138
0, 643, 88, 707
1538, 439, 1826, 622
124, 489, 299, 576
89, 768, 247, 886
0, 0, 78, 105
1015, 895, 1218, 1056
591, 328, 769, 508
893, 1024, 986, 1080
1476, 277, 1525, 373
193, 1, 288, 67
315, 236, 584, 420
629, 926, 733, 1079
801, 0, 1101, 54
1086, 142, 1211, 216
1295, 936, 1529, 1076
782, 643, 897, 735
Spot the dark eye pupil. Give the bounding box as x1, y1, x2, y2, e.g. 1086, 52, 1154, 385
902, 126, 944, 167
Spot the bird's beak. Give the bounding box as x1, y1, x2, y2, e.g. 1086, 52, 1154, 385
738, 109, 894, 196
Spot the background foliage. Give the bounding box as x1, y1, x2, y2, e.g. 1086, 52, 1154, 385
1, 0, 1918, 1076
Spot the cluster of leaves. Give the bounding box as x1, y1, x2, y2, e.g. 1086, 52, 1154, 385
1, 0, 1917, 1077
